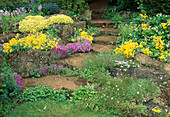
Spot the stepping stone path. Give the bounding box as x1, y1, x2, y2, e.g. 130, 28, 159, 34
58, 16, 119, 69
23, 10, 119, 90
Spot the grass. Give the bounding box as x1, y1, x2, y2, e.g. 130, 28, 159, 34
6, 100, 115, 117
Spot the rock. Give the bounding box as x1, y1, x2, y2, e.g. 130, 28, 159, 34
84, 10, 92, 20
107, 67, 170, 84
134, 53, 161, 67
73, 21, 86, 30
163, 63, 170, 74
0, 33, 28, 44
8, 49, 50, 78
92, 43, 116, 53
50, 24, 74, 42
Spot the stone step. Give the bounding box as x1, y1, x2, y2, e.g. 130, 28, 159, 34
92, 43, 116, 54
88, 20, 116, 28
57, 52, 96, 69
99, 27, 120, 34
94, 35, 118, 45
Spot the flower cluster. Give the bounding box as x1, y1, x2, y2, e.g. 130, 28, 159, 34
117, 13, 170, 61
142, 48, 152, 56
19, 15, 74, 33
33, 64, 64, 76
10, 72, 24, 90
47, 14, 74, 25
114, 60, 140, 71
49, 39, 92, 62
3, 33, 59, 54
42, 3, 60, 15
72, 28, 94, 43
152, 108, 161, 113
114, 40, 139, 58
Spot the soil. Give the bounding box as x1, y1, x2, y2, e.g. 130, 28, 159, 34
23, 75, 88, 91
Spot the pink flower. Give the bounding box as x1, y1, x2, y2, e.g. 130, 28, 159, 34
38, 4, 42, 10
12, 108, 14, 110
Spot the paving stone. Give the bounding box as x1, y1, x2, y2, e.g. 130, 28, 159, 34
92, 43, 116, 53
94, 35, 118, 44
99, 27, 120, 34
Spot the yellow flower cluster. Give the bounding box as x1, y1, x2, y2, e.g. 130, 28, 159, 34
142, 48, 152, 56
19, 15, 49, 33
114, 40, 153, 58
47, 14, 74, 25
161, 23, 167, 30
19, 15, 74, 33
72, 28, 94, 43
114, 40, 138, 58
141, 24, 151, 31
152, 108, 161, 113
153, 36, 164, 52
140, 14, 148, 18
3, 33, 59, 54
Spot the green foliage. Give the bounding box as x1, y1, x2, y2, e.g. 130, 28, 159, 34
0, 58, 24, 116
55, 0, 89, 14
123, 13, 170, 61
66, 10, 91, 21
6, 100, 113, 117
70, 83, 97, 103
95, 77, 161, 116
21, 85, 69, 102
136, 0, 170, 15
0, 0, 21, 10
117, 23, 132, 44
85, 25, 101, 37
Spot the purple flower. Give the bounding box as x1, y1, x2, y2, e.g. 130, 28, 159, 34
12, 108, 14, 110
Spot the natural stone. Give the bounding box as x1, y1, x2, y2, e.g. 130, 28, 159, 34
73, 21, 86, 30
163, 63, 170, 74
134, 53, 161, 67
50, 23, 74, 42
0, 33, 28, 44
92, 43, 116, 53
107, 67, 170, 84
84, 10, 92, 20
8, 49, 50, 78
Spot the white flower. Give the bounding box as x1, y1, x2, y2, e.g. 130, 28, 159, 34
116, 85, 117, 87
111, 97, 113, 100
137, 91, 139, 94
117, 88, 119, 91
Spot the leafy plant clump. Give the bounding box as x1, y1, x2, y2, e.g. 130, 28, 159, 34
21, 85, 69, 102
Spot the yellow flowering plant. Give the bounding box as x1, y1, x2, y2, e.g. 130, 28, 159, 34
71, 28, 94, 43
116, 13, 170, 62
3, 33, 59, 54
19, 15, 74, 33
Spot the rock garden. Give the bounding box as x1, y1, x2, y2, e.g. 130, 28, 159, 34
0, 0, 170, 116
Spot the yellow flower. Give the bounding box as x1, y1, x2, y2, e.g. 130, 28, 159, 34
142, 48, 152, 56
79, 29, 82, 32
161, 23, 167, 30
